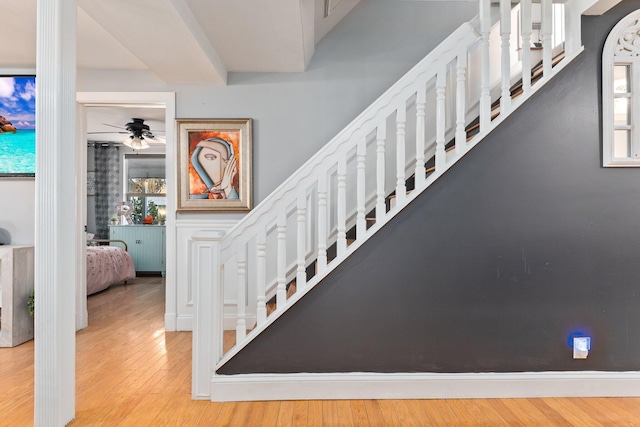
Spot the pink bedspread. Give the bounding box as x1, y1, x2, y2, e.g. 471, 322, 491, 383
86, 246, 136, 295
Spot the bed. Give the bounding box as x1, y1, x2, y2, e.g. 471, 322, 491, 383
86, 239, 136, 295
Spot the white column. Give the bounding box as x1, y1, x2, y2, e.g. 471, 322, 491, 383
35, 0, 77, 425
520, 0, 533, 94
356, 137, 367, 238
500, 0, 512, 114
542, 0, 553, 78
479, 0, 492, 133
415, 86, 427, 188
395, 105, 407, 205
296, 190, 307, 289
455, 51, 468, 156
435, 71, 447, 171
191, 231, 224, 400
376, 122, 387, 218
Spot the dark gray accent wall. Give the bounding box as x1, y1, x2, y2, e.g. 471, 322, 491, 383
219, 1, 640, 375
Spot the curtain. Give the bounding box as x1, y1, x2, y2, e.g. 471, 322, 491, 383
94, 144, 121, 239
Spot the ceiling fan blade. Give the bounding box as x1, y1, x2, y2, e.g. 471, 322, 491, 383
102, 123, 127, 130
87, 131, 129, 134
145, 135, 166, 144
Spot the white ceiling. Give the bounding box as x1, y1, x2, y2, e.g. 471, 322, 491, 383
2, 0, 359, 83
1, 0, 360, 145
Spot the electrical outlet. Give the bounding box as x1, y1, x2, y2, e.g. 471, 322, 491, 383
573, 337, 591, 359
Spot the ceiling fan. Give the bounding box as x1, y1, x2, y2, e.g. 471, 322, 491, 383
88, 118, 165, 150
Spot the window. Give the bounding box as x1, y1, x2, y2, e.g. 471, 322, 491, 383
124, 155, 166, 223
603, 11, 640, 167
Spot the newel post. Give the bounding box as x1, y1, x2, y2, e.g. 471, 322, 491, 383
563, 0, 583, 58
191, 230, 225, 400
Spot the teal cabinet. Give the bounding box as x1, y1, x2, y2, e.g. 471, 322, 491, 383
109, 225, 166, 275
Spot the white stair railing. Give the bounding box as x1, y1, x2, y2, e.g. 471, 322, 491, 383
192, 0, 586, 398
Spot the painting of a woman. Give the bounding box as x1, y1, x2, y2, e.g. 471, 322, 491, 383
190, 138, 239, 200
177, 118, 252, 212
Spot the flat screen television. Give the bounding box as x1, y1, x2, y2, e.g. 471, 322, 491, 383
0, 75, 36, 177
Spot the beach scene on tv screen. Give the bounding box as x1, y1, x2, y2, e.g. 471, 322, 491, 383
0, 76, 36, 175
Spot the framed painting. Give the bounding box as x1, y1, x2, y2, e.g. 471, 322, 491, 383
177, 118, 252, 212
0, 75, 36, 178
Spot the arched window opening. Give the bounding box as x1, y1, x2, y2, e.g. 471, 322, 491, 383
603, 10, 640, 167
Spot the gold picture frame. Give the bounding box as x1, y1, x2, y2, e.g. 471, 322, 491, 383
177, 118, 252, 212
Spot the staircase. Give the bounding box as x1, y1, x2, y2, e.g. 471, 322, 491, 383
251, 48, 567, 323
191, 0, 592, 402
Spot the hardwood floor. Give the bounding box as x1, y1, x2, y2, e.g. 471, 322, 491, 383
1, 277, 640, 426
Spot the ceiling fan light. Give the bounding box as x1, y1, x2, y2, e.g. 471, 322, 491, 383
122, 135, 134, 148
122, 135, 150, 150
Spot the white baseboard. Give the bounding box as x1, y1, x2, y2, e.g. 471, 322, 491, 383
164, 313, 177, 332
176, 314, 193, 331
174, 311, 256, 331
224, 314, 256, 331
208, 371, 640, 402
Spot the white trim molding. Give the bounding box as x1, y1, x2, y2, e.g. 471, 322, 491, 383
602, 9, 640, 167
175, 218, 243, 331
208, 371, 640, 402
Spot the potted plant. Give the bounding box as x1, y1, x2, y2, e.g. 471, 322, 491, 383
110, 216, 119, 225
148, 201, 158, 223
27, 291, 34, 317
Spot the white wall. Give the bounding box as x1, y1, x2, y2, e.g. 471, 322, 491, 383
77, 0, 477, 210
0, 179, 35, 244
0, 0, 477, 324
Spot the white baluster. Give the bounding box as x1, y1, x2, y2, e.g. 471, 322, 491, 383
479, 0, 492, 132
564, 0, 580, 58
435, 70, 447, 171
296, 190, 307, 289
376, 122, 386, 218
520, 0, 532, 94
500, 0, 512, 114
553, 4, 565, 52
236, 247, 247, 343
415, 86, 426, 188
256, 227, 267, 325
356, 136, 367, 238
395, 105, 407, 206
337, 155, 347, 257
317, 175, 328, 272
276, 212, 287, 308
455, 51, 468, 156
542, 0, 553, 79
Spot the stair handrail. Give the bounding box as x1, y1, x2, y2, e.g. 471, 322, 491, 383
218, 21, 479, 262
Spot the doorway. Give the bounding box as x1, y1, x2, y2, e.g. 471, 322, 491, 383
76, 92, 176, 331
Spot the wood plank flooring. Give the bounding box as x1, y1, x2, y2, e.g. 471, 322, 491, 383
1, 276, 640, 426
